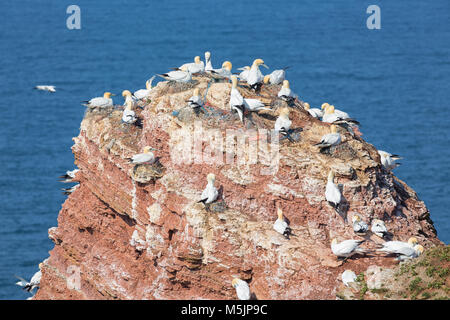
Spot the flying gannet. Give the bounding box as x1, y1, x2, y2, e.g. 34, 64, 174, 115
177, 56, 205, 74
210, 61, 233, 79
325, 171, 341, 210
122, 100, 137, 124
352, 214, 369, 234
61, 184, 79, 195
371, 219, 388, 238
58, 169, 79, 183
187, 88, 203, 113
303, 103, 323, 119
237, 66, 251, 82
34, 85, 56, 92
331, 239, 366, 258
314, 124, 341, 153
378, 150, 402, 171
204, 51, 213, 72
274, 107, 294, 142
232, 278, 251, 300
134, 76, 156, 100
126, 146, 157, 164
341, 270, 357, 287
16, 263, 43, 293
277, 80, 297, 103
198, 173, 219, 205
273, 208, 292, 239
263, 67, 289, 85
82, 92, 115, 109
247, 58, 268, 92
158, 67, 192, 82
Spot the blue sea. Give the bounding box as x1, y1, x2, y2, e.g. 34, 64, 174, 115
0, 0, 448, 299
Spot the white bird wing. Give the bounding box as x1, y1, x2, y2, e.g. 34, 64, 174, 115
335, 240, 361, 255
270, 69, 285, 84
273, 219, 288, 234
325, 181, 341, 204
247, 68, 263, 85
134, 89, 150, 100
244, 99, 269, 111
274, 117, 291, 132
29, 271, 42, 286
131, 153, 154, 164
230, 88, 244, 107
122, 109, 136, 123
236, 281, 251, 300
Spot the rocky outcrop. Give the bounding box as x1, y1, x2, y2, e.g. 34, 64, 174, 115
35, 74, 442, 300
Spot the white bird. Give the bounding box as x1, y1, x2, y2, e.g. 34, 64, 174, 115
178, 56, 205, 74
314, 124, 341, 153
378, 243, 424, 261
198, 173, 219, 205
378, 150, 402, 171
158, 68, 192, 82
237, 66, 251, 82
229, 75, 245, 123
232, 278, 251, 300
322, 104, 359, 125
122, 100, 137, 124
244, 98, 270, 112
204, 51, 213, 72
134, 76, 156, 100
331, 238, 366, 258
61, 184, 79, 195
187, 88, 203, 112
303, 102, 323, 118
126, 146, 157, 164
122, 90, 136, 108
352, 214, 369, 234
247, 58, 268, 92
277, 80, 297, 103
378, 237, 418, 253
82, 92, 114, 109
274, 107, 293, 141
16, 263, 43, 292
58, 169, 79, 183
263, 67, 289, 85
273, 208, 292, 239
341, 270, 357, 287
210, 61, 233, 79
371, 219, 388, 238
325, 171, 341, 209
34, 85, 56, 92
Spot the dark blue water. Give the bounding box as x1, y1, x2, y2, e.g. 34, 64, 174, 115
0, 0, 448, 299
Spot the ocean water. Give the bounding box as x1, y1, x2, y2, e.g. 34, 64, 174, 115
0, 0, 448, 299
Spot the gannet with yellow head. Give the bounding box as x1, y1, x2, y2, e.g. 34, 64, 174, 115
122, 89, 136, 107
122, 100, 137, 124
341, 270, 357, 286
210, 61, 233, 79
325, 171, 341, 209
178, 56, 205, 73
187, 88, 203, 112
273, 208, 292, 239
158, 67, 192, 82
229, 75, 245, 123
232, 278, 251, 300
82, 92, 115, 109
378, 239, 424, 261
247, 58, 268, 92
378, 150, 402, 171
351, 214, 369, 234
265, 67, 289, 85
134, 76, 156, 100
198, 173, 219, 206
304, 102, 323, 118
126, 146, 157, 164
58, 168, 79, 183
314, 124, 341, 153
204, 51, 213, 71
277, 80, 297, 103
331, 238, 366, 258
274, 107, 294, 142
237, 66, 251, 82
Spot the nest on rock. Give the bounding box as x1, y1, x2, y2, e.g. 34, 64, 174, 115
130, 160, 165, 183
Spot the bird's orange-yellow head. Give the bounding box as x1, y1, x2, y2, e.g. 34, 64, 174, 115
222, 61, 232, 71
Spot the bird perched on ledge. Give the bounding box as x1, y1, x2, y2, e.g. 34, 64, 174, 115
371, 219, 388, 238
198, 173, 219, 206
176, 55, 205, 74
187, 88, 204, 113
277, 80, 297, 104
378, 150, 402, 171
325, 171, 341, 210
264, 66, 289, 85
314, 124, 341, 153
303, 102, 323, 119
158, 67, 192, 82
274, 107, 294, 142
204, 51, 213, 72
122, 100, 137, 125
247, 58, 268, 92
134, 76, 156, 100
58, 169, 79, 183
126, 146, 157, 164
82, 92, 114, 109
273, 208, 292, 239
352, 214, 369, 234
209, 61, 233, 79
331, 239, 366, 259
232, 278, 251, 300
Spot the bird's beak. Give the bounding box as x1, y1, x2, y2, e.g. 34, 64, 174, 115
261, 64, 269, 69
111, 94, 116, 96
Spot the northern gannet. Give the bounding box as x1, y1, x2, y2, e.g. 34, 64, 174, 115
34, 85, 56, 92
322, 105, 359, 125
232, 278, 251, 300
341, 270, 357, 287
158, 68, 192, 82
314, 124, 341, 153
198, 173, 219, 205
122, 100, 137, 124
378, 150, 402, 171
122, 90, 136, 108
352, 214, 369, 234
247, 58, 268, 92
325, 171, 341, 209
378, 237, 418, 253
304, 103, 323, 118
134, 76, 156, 100
126, 146, 157, 164
331, 239, 366, 258
274, 107, 293, 141
263, 67, 289, 85
237, 66, 251, 82
204, 51, 213, 72
277, 80, 297, 103
229, 75, 246, 123
61, 184, 79, 195
178, 56, 205, 74
16, 263, 43, 292
82, 92, 114, 109
378, 243, 424, 261
243, 98, 271, 112
210, 61, 233, 79
371, 219, 388, 238
273, 208, 292, 239
187, 88, 203, 112
58, 169, 79, 183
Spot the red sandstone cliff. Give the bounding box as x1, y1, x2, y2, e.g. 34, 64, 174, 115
35, 75, 442, 300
